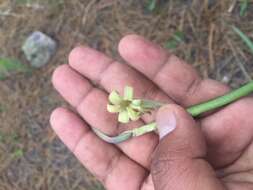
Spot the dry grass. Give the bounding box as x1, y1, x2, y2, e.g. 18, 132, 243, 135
0, 0, 252, 189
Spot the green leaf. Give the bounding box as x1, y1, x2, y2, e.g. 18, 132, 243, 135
12, 149, 24, 158
147, 0, 157, 12
165, 40, 179, 49
240, 0, 249, 17
232, 26, 253, 55
165, 31, 185, 49
173, 31, 185, 43
0, 58, 30, 80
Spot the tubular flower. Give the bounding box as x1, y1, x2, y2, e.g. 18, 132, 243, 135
107, 86, 146, 123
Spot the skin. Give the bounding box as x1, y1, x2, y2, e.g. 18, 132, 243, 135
50, 34, 253, 190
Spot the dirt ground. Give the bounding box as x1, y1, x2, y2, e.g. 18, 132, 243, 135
0, 0, 252, 189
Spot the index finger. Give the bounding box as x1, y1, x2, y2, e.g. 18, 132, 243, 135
118, 34, 230, 106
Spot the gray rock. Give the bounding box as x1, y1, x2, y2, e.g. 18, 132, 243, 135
22, 31, 57, 68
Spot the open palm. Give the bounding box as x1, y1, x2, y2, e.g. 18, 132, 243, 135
50, 35, 253, 190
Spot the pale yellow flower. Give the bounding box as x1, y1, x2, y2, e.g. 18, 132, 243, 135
107, 86, 143, 123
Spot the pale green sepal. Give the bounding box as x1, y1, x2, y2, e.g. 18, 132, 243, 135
141, 100, 164, 109
109, 91, 122, 104
118, 110, 129, 123
127, 107, 140, 121
132, 99, 142, 106
107, 104, 121, 113
124, 86, 134, 100
130, 104, 141, 111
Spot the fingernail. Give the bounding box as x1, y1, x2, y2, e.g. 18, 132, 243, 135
156, 110, 176, 139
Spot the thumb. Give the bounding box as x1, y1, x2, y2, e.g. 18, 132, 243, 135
151, 104, 225, 190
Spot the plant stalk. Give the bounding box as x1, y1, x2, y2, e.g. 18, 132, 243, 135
93, 81, 253, 144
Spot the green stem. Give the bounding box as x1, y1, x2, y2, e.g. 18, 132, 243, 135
132, 81, 253, 137
94, 81, 253, 143
187, 81, 253, 116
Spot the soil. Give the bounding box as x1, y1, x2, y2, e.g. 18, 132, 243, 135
0, 0, 252, 189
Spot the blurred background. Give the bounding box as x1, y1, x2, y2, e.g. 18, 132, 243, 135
0, 0, 253, 189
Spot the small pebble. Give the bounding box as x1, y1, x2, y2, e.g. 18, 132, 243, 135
221, 75, 231, 84
22, 31, 57, 68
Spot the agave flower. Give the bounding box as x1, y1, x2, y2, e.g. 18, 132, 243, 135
107, 86, 146, 123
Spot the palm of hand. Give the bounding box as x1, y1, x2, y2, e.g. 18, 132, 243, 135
50, 35, 253, 190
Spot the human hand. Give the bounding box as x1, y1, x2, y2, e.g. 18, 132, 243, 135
50, 35, 253, 190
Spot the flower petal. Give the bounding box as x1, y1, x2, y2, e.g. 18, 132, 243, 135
127, 108, 140, 121
107, 104, 121, 113
109, 90, 122, 104
118, 110, 129, 123
130, 99, 142, 110
124, 86, 133, 100
132, 99, 142, 106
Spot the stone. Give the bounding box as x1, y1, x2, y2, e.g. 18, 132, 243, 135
221, 75, 231, 84
22, 31, 57, 68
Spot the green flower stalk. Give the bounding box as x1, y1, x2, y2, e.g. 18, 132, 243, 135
92, 81, 253, 144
